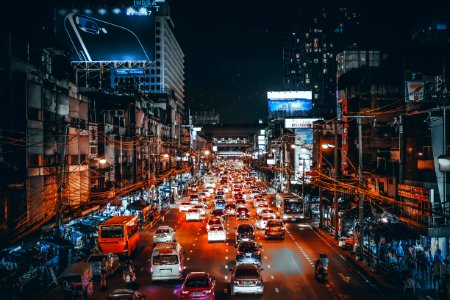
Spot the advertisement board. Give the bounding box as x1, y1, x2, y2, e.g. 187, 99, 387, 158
284, 118, 321, 129
405, 81, 426, 102
267, 91, 312, 119
55, 7, 155, 62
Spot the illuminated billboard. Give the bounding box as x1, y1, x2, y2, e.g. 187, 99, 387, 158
284, 118, 321, 129
55, 7, 155, 62
267, 91, 312, 119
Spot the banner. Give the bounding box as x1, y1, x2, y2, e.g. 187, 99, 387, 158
405, 81, 425, 102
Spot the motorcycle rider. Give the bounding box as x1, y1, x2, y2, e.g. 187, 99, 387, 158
315, 253, 329, 275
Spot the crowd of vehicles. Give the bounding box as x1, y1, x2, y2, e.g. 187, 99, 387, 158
84, 159, 325, 299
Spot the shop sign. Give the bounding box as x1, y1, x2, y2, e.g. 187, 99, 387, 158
397, 184, 430, 201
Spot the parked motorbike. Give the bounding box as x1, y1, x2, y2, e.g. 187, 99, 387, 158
122, 264, 137, 289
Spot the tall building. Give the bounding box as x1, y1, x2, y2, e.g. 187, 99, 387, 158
282, 1, 360, 119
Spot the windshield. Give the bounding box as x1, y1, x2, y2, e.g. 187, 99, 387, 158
101, 225, 124, 238
284, 201, 303, 213
235, 268, 259, 277
156, 229, 170, 234
153, 254, 179, 265
185, 277, 209, 288
239, 242, 258, 252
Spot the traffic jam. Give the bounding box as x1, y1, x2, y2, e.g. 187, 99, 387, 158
151, 159, 300, 299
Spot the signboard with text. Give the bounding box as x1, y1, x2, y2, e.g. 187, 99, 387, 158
267, 91, 312, 119
285, 118, 321, 129
405, 81, 426, 102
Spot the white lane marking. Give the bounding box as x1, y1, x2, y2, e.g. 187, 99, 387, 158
270, 275, 274, 280
187, 257, 190, 261
225, 275, 228, 280
225, 265, 228, 269
264, 256, 268, 260
190, 250, 193, 253
275, 288, 279, 293
224, 288, 228, 294
173, 289, 177, 294
225, 249, 228, 252
225, 256, 228, 260
193, 243, 196, 247
267, 264, 271, 269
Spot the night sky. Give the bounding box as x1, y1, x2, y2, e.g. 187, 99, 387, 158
2, 0, 447, 125
169, 0, 447, 124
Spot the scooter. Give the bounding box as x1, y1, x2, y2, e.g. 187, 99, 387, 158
315, 262, 328, 281
122, 265, 137, 288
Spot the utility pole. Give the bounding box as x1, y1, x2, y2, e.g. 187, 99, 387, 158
333, 120, 339, 239
343, 115, 375, 260
319, 130, 323, 228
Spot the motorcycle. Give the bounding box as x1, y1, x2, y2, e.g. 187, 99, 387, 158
122, 264, 137, 288
315, 261, 328, 281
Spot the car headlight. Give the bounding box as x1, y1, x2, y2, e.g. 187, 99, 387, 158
181, 289, 189, 294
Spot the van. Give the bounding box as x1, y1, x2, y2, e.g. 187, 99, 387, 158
150, 242, 186, 281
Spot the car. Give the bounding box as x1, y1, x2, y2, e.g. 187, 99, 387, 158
153, 226, 176, 245
236, 207, 249, 220
214, 194, 225, 202
215, 191, 226, 199
230, 264, 264, 295
198, 192, 209, 201
256, 203, 270, 215
86, 252, 120, 277
224, 204, 236, 216
235, 241, 262, 266
232, 188, 242, 195
189, 194, 199, 205
214, 199, 226, 210
207, 224, 227, 242
235, 199, 246, 208
211, 209, 226, 222
186, 208, 202, 221
259, 208, 276, 219
255, 214, 276, 230
206, 217, 224, 231
192, 204, 206, 217
264, 219, 285, 239
235, 223, 255, 244
107, 289, 146, 300
201, 189, 212, 197
179, 202, 191, 212
180, 272, 216, 300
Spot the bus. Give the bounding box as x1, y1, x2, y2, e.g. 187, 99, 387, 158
98, 216, 139, 257
275, 193, 305, 222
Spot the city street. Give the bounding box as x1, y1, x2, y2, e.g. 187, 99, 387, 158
41, 192, 385, 300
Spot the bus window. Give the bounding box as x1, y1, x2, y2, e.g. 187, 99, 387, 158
101, 225, 124, 238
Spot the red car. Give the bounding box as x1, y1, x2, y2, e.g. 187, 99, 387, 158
180, 272, 216, 299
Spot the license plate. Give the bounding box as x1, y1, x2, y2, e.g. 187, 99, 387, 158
192, 292, 202, 296
291, 218, 296, 221
243, 281, 253, 286
246, 253, 251, 257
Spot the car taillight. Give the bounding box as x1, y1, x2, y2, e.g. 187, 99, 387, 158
179, 265, 182, 273
150, 267, 153, 273
237, 250, 243, 255
253, 250, 260, 255
265, 227, 271, 230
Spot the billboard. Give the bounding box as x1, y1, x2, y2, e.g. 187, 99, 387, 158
55, 7, 155, 62
405, 81, 426, 102
267, 91, 312, 119
285, 118, 321, 129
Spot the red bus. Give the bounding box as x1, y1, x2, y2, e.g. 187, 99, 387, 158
98, 216, 139, 257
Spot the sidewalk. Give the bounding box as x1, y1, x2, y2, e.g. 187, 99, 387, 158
312, 224, 447, 300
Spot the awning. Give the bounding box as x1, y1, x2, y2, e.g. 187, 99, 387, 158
109, 199, 123, 207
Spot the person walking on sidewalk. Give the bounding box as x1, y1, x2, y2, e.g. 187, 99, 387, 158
432, 259, 445, 291
403, 272, 415, 299
100, 257, 108, 291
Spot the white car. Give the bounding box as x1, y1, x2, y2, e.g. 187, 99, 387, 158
206, 216, 224, 231
256, 204, 270, 215
153, 226, 176, 245
207, 224, 227, 242
192, 204, 206, 217
255, 214, 276, 229
186, 208, 201, 221
259, 209, 276, 219
179, 202, 191, 212
200, 189, 211, 197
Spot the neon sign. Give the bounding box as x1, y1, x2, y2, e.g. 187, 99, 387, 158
133, 0, 160, 11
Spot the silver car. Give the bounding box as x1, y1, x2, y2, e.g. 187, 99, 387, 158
86, 252, 120, 277
153, 226, 176, 246
230, 264, 264, 295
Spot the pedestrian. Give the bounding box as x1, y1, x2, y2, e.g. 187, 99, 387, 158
100, 257, 107, 291
432, 260, 444, 290
403, 272, 415, 299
